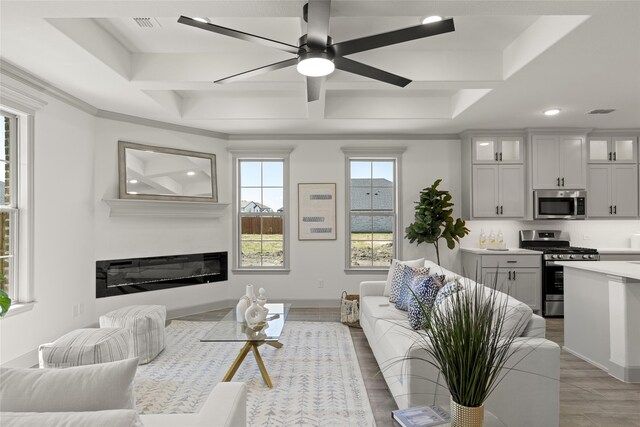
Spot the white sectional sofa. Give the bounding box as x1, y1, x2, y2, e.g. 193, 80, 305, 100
359, 264, 561, 427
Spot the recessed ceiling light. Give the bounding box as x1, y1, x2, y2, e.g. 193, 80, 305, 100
192, 17, 210, 23
422, 15, 444, 25
187, 171, 196, 176
544, 108, 561, 116
128, 179, 138, 184
297, 52, 335, 77
479, 142, 490, 147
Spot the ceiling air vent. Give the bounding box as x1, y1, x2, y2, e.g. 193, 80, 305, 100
587, 109, 616, 114
132, 18, 161, 29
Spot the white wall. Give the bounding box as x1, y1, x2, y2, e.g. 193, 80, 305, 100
0, 97, 96, 365
93, 118, 231, 316
226, 138, 463, 302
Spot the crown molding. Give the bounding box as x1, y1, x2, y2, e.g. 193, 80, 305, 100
340, 146, 407, 156
227, 147, 295, 157
229, 133, 460, 141
96, 110, 229, 140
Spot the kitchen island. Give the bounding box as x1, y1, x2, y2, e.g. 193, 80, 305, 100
557, 261, 640, 382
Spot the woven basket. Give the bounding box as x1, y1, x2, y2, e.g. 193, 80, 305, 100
340, 291, 361, 328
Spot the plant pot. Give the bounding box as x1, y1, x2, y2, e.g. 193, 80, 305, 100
450, 397, 484, 427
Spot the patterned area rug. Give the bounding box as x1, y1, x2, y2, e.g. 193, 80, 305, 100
135, 320, 376, 426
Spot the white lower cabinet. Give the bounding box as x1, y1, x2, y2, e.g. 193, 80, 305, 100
461, 250, 542, 313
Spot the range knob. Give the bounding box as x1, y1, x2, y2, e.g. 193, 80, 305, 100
551, 255, 558, 260
582, 255, 589, 259
569, 255, 576, 260
589, 255, 595, 259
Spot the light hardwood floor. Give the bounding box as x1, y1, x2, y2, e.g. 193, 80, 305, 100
178, 308, 640, 426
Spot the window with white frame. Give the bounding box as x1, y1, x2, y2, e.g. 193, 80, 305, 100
236, 158, 288, 269
347, 158, 398, 269
1, 111, 18, 297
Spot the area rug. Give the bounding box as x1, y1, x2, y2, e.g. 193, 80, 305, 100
135, 320, 376, 426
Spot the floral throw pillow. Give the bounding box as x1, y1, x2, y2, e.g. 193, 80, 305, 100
389, 263, 429, 304
435, 278, 464, 306
408, 275, 446, 330
394, 267, 433, 311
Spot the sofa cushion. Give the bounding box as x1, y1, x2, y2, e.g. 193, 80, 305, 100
384, 258, 425, 297
394, 267, 433, 311
389, 264, 430, 304
0, 358, 138, 412
0, 410, 143, 427
407, 275, 445, 330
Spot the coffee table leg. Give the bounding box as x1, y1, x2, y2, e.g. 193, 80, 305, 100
251, 344, 273, 388
266, 341, 283, 349
222, 341, 253, 382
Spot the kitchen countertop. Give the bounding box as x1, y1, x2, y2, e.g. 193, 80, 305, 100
459, 247, 542, 255
556, 261, 640, 281
595, 248, 640, 255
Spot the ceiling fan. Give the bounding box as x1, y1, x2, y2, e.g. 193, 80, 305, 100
178, 1, 455, 102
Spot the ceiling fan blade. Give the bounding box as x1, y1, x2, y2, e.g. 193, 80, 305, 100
331, 18, 455, 57
306, 76, 323, 102
334, 57, 411, 87
215, 58, 298, 84
178, 16, 300, 55
306, 0, 332, 48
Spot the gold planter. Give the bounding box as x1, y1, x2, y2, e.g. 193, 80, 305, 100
450, 397, 484, 427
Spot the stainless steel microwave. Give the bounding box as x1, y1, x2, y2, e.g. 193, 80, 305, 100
533, 190, 587, 219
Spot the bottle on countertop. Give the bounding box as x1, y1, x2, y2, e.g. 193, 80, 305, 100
488, 230, 496, 249
497, 230, 504, 249
479, 229, 487, 249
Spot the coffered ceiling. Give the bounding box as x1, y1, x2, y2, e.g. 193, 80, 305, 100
1, 1, 639, 136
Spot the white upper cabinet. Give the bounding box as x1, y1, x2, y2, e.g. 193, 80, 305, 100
588, 136, 637, 163
532, 135, 586, 189
472, 164, 525, 218
472, 136, 523, 164
587, 164, 638, 218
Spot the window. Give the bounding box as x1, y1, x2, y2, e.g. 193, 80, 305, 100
234, 155, 289, 271
347, 158, 398, 269
1, 111, 18, 297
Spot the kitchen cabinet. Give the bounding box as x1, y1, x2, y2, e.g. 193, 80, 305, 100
461, 250, 542, 312
587, 164, 638, 217
472, 136, 524, 164
472, 164, 524, 218
532, 135, 586, 189
588, 136, 637, 163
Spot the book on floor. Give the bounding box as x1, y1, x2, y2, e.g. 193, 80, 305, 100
391, 405, 451, 427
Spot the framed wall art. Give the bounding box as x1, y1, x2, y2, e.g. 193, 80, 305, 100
298, 183, 337, 240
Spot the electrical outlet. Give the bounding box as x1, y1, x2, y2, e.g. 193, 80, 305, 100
317, 279, 324, 288
583, 235, 592, 240
78, 303, 84, 315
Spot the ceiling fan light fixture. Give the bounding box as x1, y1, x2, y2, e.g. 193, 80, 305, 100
422, 15, 444, 25
544, 108, 561, 116
297, 52, 335, 77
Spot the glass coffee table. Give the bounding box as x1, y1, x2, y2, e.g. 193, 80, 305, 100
201, 303, 290, 388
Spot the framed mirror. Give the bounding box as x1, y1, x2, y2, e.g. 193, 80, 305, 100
118, 141, 218, 202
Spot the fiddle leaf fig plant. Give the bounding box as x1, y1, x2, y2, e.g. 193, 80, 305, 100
0, 275, 11, 317
405, 179, 469, 265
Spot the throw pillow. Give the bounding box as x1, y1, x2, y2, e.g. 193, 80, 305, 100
394, 268, 438, 312
435, 278, 464, 306
407, 275, 445, 330
390, 264, 430, 306
384, 258, 425, 297
0, 358, 138, 413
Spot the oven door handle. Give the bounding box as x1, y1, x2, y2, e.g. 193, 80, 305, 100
546, 261, 561, 266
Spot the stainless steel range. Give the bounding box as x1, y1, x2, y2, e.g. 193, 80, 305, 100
519, 230, 599, 317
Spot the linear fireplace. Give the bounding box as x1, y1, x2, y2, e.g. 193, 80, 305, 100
96, 252, 227, 298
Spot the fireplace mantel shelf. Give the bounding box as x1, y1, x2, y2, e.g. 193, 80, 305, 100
102, 199, 229, 218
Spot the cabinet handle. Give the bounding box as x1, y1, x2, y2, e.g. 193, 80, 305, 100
609, 152, 612, 161
614, 205, 617, 214
613, 152, 617, 161
508, 271, 512, 280
610, 205, 613, 214
500, 205, 503, 215
557, 177, 560, 186
496, 206, 499, 215
495, 152, 498, 161
512, 271, 516, 280
561, 177, 565, 187
499, 152, 503, 161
